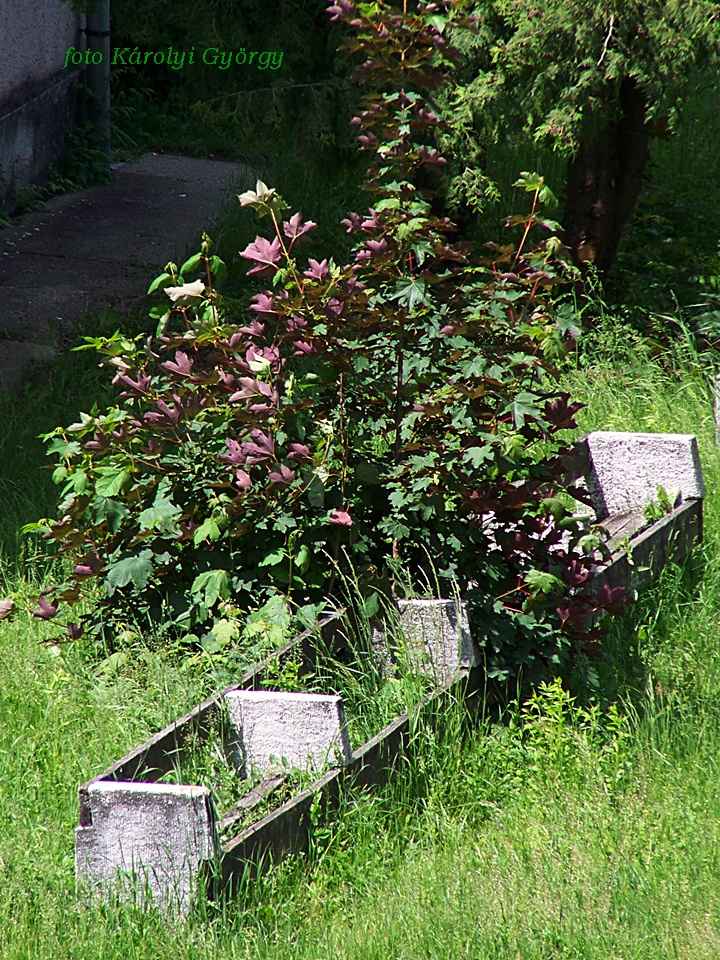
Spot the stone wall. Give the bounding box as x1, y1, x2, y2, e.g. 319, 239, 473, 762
0, 0, 83, 208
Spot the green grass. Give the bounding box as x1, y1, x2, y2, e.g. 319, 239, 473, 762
2, 324, 720, 956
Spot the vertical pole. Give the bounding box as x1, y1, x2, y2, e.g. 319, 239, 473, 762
86, 0, 111, 166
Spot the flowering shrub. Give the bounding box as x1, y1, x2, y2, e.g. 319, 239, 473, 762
24, 0, 629, 681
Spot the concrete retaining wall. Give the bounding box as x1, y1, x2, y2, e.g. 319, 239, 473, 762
0, 0, 82, 207
584, 431, 704, 519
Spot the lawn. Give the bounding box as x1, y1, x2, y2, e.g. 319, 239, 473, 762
1, 326, 720, 958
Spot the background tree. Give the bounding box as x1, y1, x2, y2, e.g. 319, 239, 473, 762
441, 0, 720, 274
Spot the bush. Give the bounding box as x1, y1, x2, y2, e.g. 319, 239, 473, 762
24, 0, 628, 682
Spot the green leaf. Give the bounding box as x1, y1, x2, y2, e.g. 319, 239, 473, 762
94, 466, 132, 498
295, 543, 311, 574
64, 469, 88, 496
391, 277, 428, 313
656, 485, 681, 514
46, 436, 82, 460
92, 497, 130, 533
193, 517, 222, 545
425, 13, 447, 33
21, 520, 52, 536
208, 617, 240, 648
106, 550, 154, 595
209, 256, 227, 284
191, 569, 231, 607
305, 471, 326, 509
243, 596, 292, 646
259, 549, 286, 568
375, 198, 400, 211
363, 592, 380, 618
513, 171, 543, 192
410, 239, 433, 265
147, 272, 174, 294
462, 445, 493, 469
137, 490, 182, 533
502, 433, 525, 459
555, 304, 582, 339
354, 460, 382, 486
540, 496, 568, 520
180, 253, 203, 277
525, 568, 563, 596
506, 393, 541, 429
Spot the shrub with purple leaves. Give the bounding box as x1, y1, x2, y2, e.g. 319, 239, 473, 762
25, 0, 630, 682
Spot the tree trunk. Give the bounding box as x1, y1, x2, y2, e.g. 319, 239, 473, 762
562, 77, 652, 276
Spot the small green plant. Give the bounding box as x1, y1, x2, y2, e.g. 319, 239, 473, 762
643, 484, 681, 523
519, 677, 633, 795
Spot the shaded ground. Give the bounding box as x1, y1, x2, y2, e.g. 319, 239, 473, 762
0, 153, 254, 389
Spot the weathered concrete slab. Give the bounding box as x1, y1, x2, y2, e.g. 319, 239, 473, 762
224, 690, 352, 778
75, 781, 218, 915
0, 152, 254, 389
585, 431, 705, 519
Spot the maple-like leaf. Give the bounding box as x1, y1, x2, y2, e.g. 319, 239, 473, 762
229, 377, 273, 403
239, 236, 283, 275
283, 212, 317, 243
161, 351, 194, 377
287, 443, 312, 463
234, 469, 252, 491
31, 596, 59, 620
219, 438, 245, 465
269, 464, 296, 485
303, 258, 329, 280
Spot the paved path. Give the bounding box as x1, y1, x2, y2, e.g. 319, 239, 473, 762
0, 154, 254, 389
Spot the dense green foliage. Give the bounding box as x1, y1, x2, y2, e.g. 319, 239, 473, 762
438, 0, 720, 272
108, 0, 352, 163
446, 0, 720, 154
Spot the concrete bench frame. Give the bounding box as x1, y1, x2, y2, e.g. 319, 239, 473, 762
76, 430, 705, 914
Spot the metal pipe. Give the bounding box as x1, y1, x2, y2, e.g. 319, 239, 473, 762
86, 0, 110, 163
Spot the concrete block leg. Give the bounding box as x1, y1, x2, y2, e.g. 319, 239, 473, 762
396, 598, 479, 685
75, 781, 218, 915
585, 431, 705, 518
224, 691, 352, 778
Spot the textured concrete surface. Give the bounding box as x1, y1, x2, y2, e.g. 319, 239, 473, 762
0, 0, 79, 100
75, 780, 218, 915
396, 598, 478, 684
225, 691, 352, 777
0, 0, 80, 204
586, 431, 705, 518
0, 152, 254, 389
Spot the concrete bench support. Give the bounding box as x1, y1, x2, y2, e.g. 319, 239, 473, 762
584, 431, 704, 518
75, 781, 218, 915
395, 598, 479, 685
224, 690, 352, 778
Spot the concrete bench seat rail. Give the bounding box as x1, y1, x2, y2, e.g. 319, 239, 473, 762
75, 430, 705, 914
